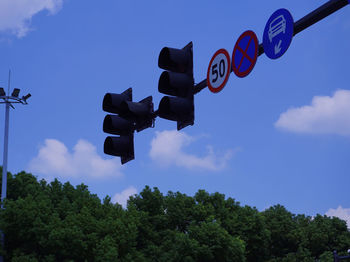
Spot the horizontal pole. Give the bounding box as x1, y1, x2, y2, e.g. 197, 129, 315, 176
0, 101, 26, 104
293, 0, 349, 35
152, 109, 159, 119
193, 0, 349, 95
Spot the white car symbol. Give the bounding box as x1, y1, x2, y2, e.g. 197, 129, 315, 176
268, 15, 286, 42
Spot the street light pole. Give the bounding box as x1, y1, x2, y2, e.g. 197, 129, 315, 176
0, 71, 31, 261
1, 101, 10, 206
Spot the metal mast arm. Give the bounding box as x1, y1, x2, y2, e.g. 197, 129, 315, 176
193, 0, 349, 94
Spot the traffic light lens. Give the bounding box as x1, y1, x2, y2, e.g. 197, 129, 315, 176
158, 48, 173, 70
158, 47, 190, 73
102, 89, 132, 114
158, 71, 193, 98
103, 115, 134, 135
158, 96, 193, 123
104, 136, 134, 164
157, 42, 194, 131
102, 94, 117, 113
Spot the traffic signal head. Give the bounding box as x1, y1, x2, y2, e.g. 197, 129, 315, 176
158, 96, 194, 130
157, 42, 195, 131
158, 45, 192, 73
158, 71, 193, 97
102, 88, 154, 164
121, 96, 154, 132
103, 115, 134, 136
103, 89, 154, 132
103, 88, 132, 114
104, 135, 134, 164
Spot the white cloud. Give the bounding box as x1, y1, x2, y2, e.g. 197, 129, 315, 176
326, 206, 350, 229
112, 186, 137, 208
149, 130, 234, 171
28, 139, 123, 180
275, 89, 350, 136
0, 0, 63, 38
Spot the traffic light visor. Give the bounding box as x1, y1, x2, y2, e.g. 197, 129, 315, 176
103, 115, 134, 136
158, 45, 192, 73
102, 88, 132, 114
104, 136, 134, 164
158, 71, 193, 98
158, 96, 194, 130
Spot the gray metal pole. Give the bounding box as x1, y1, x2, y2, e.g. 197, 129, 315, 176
0, 101, 9, 262
0, 70, 30, 262
1, 102, 10, 208
1, 101, 10, 205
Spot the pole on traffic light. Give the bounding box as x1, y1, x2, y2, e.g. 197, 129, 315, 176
193, 0, 350, 94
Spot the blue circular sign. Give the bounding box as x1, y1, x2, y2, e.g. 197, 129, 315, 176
263, 8, 294, 59
232, 30, 259, 78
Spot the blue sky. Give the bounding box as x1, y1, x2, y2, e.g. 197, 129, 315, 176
0, 0, 349, 225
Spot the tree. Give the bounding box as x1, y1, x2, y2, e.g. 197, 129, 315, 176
0, 168, 349, 261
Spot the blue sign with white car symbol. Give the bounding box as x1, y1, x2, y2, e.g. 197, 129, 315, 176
263, 8, 294, 59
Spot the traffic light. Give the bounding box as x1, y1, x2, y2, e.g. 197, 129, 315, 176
157, 42, 194, 130
102, 88, 154, 164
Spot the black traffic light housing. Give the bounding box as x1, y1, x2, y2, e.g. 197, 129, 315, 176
104, 135, 134, 164
102, 88, 154, 164
158, 42, 194, 130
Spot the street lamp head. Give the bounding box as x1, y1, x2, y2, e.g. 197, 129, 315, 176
11, 88, 20, 97
22, 93, 31, 101
0, 87, 5, 97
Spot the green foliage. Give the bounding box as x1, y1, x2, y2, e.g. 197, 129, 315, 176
319, 251, 334, 262
0, 169, 349, 261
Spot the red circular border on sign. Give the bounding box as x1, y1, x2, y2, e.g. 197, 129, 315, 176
231, 30, 258, 78
207, 49, 231, 93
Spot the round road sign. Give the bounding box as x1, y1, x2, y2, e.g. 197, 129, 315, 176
263, 8, 294, 59
207, 49, 231, 93
232, 30, 259, 78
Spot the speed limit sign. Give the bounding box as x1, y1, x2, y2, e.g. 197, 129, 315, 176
207, 49, 231, 93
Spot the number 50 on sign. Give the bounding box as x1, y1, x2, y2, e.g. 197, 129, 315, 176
207, 49, 231, 93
